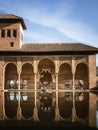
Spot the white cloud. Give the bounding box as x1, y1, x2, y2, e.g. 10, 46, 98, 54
17, 0, 98, 47
0, 0, 98, 47
57, 20, 98, 47
24, 31, 60, 43
0, 0, 98, 65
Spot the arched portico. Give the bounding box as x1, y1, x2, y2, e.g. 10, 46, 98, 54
38, 58, 55, 90
75, 63, 89, 89
21, 63, 34, 89
58, 63, 72, 89
5, 63, 18, 89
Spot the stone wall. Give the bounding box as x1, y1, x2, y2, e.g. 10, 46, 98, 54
88, 55, 96, 89
0, 23, 23, 50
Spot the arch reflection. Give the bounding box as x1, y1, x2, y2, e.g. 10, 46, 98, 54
38, 90, 55, 123
4, 92, 18, 119
3, 90, 89, 125
58, 91, 89, 122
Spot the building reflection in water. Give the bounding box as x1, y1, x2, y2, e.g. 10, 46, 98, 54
0, 90, 97, 127
38, 90, 55, 123
96, 111, 98, 128
96, 101, 98, 128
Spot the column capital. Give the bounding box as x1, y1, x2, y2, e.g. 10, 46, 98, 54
55, 60, 59, 74
17, 61, 22, 74
72, 58, 76, 74
33, 60, 38, 73
55, 73, 58, 90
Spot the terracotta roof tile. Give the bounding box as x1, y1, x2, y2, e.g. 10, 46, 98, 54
21, 43, 98, 52
0, 43, 98, 56
0, 14, 26, 29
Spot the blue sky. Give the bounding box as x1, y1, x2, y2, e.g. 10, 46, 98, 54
0, 0, 98, 65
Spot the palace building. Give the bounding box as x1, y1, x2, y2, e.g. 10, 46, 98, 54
0, 14, 98, 127
0, 14, 98, 91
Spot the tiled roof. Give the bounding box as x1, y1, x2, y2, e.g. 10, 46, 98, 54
0, 14, 26, 29
21, 43, 98, 52
0, 43, 98, 56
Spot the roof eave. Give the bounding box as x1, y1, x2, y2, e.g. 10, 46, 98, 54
0, 50, 97, 56
0, 19, 27, 30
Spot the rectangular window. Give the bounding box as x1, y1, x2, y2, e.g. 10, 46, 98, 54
96, 67, 98, 76
96, 81, 98, 87
7, 30, 11, 37
1, 30, 5, 38
10, 42, 14, 47
13, 30, 17, 38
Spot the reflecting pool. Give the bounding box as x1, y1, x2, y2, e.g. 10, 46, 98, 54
0, 89, 98, 128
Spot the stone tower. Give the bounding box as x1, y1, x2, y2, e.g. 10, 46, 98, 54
0, 14, 26, 50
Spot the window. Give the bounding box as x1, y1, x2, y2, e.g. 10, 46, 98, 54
96, 81, 98, 87
10, 42, 14, 47
23, 80, 28, 89
96, 67, 98, 76
7, 29, 11, 37
10, 80, 14, 88
13, 30, 17, 38
1, 30, 5, 38
10, 92, 15, 101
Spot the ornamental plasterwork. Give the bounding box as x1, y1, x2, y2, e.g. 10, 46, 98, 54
59, 60, 71, 67
17, 61, 22, 73
21, 57, 33, 62
4, 62, 17, 67
75, 57, 88, 67
71, 59, 76, 74
0, 56, 4, 61
55, 60, 60, 74
38, 56, 55, 64
59, 56, 72, 60
33, 60, 38, 73
4, 57, 17, 62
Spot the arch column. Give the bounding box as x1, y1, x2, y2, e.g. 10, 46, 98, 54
0, 92, 4, 120
54, 91, 60, 121
72, 91, 77, 122
17, 59, 22, 90
0, 58, 5, 90
55, 59, 59, 91
54, 59, 60, 120
71, 58, 77, 122
17, 92, 22, 120
33, 91, 39, 121
55, 74, 58, 91
3, 67, 5, 90
34, 73, 37, 90
18, 72, 21, 90
72, 58, 76, 90
34, 60, 38, 90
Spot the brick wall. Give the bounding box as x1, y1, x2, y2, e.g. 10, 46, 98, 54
0, 23, 23, 50
0, 60, 4, 90
88, 55, 96, 89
